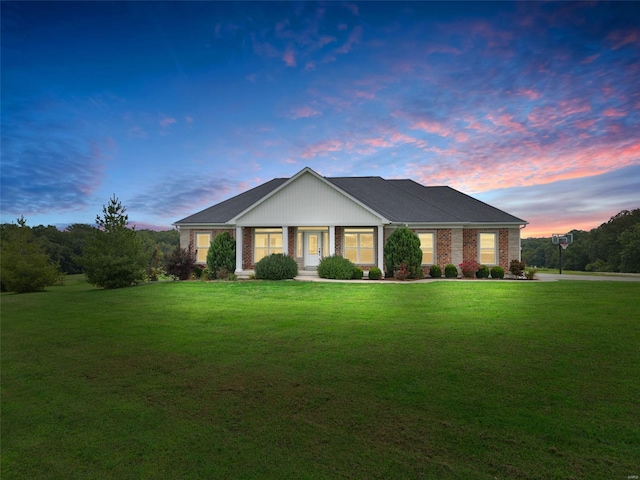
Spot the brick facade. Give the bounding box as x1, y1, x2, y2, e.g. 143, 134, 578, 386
182, 225, 519, 272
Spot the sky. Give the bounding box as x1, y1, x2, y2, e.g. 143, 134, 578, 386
1, 1, 639, 237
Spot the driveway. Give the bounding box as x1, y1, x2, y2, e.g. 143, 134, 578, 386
537, 273, 640, 282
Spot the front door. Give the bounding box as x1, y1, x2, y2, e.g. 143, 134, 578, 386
304, 231, 323, 267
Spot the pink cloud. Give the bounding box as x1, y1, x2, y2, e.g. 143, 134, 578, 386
581, 53, 600, 64
289, 106, 321, 119
603, 108, 627, 118
301, 139, 344, 159
159, 116, 176, 127
409, 119, 452, 137
608, 30, 639, 50
283, 46, 296, 67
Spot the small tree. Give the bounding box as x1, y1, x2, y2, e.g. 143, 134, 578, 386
206, 232, 236, 279
0, 217, 61, 293
164, 246, 195, 280
384, 227, 423, 279
82, 195, 147, 289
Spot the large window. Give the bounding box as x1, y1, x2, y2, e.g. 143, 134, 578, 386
254, 228, 283, 263
196, 233, 211, 263
418, 233, 435, 265
479, 232, 497, 265
344, 228, 374, 264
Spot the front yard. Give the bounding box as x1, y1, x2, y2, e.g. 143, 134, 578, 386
2, 278, 639, 479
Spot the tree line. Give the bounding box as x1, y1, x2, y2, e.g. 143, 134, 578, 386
1, 196, 179, 292
521, 208, 640, 273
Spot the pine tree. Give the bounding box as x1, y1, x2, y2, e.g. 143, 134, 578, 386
82, 195, 147, 289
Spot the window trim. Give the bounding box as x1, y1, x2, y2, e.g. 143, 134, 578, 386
254, 228, 283, 263
479, 232, 497, 265
195, 233, 211, 263
343, 228, 375, 265
418, 232, 435, 265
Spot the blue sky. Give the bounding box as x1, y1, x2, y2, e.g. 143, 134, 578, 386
2, 1, 639, 237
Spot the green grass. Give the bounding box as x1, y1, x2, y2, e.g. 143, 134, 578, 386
2, 277, 639, 479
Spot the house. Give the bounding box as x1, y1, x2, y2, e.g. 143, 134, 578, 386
173, 167, 527, 276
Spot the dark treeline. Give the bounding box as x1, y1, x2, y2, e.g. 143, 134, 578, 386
0, 222, 179, 275
522, 209, 640, 273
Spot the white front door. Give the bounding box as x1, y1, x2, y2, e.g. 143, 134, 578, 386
304, 231, 323, 267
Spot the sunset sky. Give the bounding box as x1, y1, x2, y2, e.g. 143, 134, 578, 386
2, 1, 639, 237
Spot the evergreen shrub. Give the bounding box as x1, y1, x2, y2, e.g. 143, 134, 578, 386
476, 265, 490, 278
490, 266, 505, 279
444, 264, 458, 278
206, 232, 236, 279
254, 253, 298, 280
352, 267, 364, 279
368, 267, 382, 280
384, 227, 423, 279
429, 265, 442, 278
317, 255, 356, 280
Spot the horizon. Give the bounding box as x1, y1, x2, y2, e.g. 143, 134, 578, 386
2, 1, 639, 237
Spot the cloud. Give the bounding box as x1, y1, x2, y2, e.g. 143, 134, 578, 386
127, 172, 246, 218
159, 115, 177, 127
289, 105, 321, 119
476, 165, 640, 237
1, 135, 111, 217
0, 96, 112, 218
282, 45, 296, 67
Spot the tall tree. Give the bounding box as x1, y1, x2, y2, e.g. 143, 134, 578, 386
0, 217, 60, 293
81, 195, 147, 289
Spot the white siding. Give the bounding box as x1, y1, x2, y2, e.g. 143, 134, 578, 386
235, 171, 383, 226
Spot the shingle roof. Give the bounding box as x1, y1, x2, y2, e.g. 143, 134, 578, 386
174, 173, 526, 225
174, 178, 287, 224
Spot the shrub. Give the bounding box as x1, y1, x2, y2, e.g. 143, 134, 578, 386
490, 266, 505, 279
476, 265, 490, 278
524, 268, 538, 280
368, 266, 382, 280
510, 259, 526, 277
165, 246, 195, 280
352, 267, 364, 279
429, 265, 442, 278
206, 232, 236, 277
317, 255, 356, 280
384, 227, 423, 279
193, 266, 204, 279
444, 264, 458, 278
459, 259, 481, 278
255, 253, 298, 280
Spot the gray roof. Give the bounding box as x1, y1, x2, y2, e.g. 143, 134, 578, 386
175, 174, 526, 225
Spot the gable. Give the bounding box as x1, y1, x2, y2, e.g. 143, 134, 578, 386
234, 170, 385, 226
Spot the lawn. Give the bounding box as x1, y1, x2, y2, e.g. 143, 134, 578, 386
2, 277, 639, 479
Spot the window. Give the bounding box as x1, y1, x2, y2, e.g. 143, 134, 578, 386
196, 233, 211, 263
418, 233, 435, 265
297, 232, 303, 257
344, 228, 374, 264
254, 228, 283, 263
479, 232, 497, 264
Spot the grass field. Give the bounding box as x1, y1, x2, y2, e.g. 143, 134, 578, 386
2, 276, 639, 479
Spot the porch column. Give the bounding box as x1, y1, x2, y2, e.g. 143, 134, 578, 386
329, 226, 335, 255
377, 225, 384, 273
235, 226, 243, 273
282, 226, 288, 256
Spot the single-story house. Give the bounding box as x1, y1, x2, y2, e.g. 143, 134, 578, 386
173, 167, 527, 276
